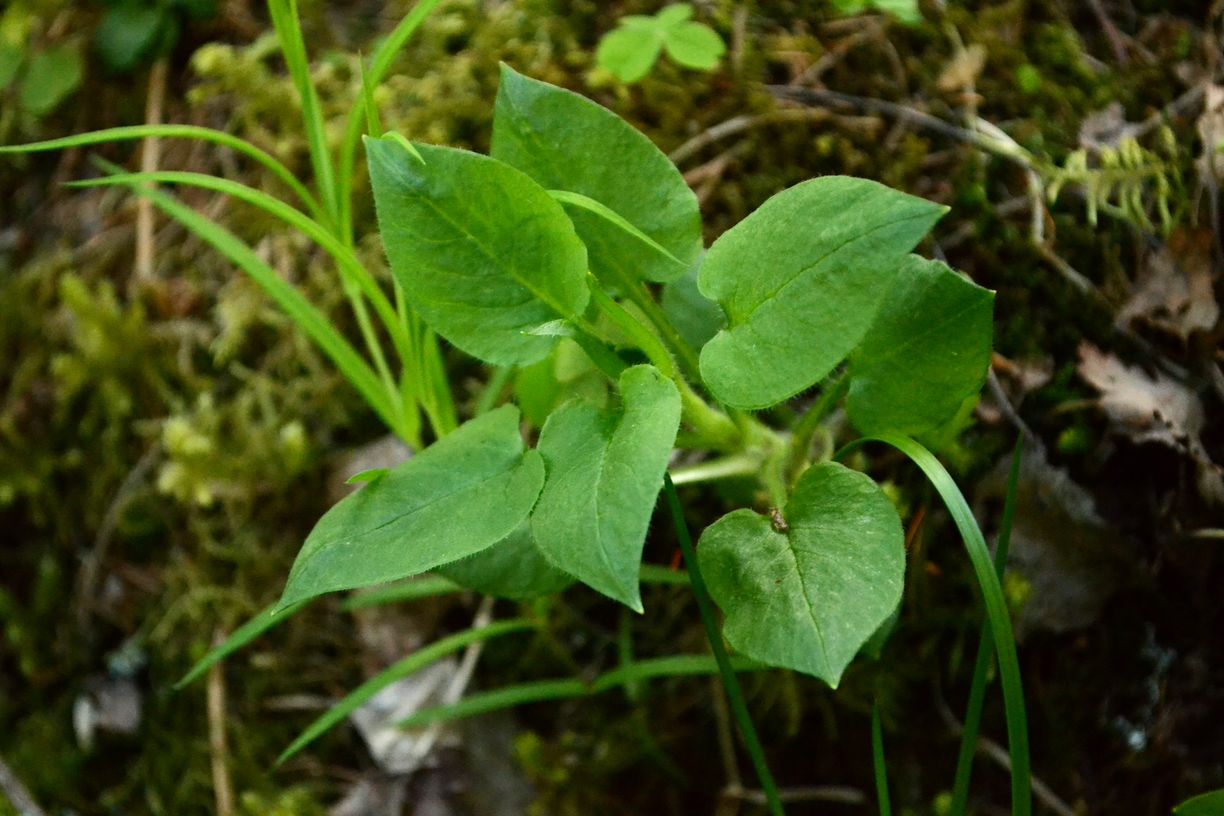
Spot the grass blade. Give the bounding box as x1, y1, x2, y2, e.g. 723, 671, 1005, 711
111, 180, 397, 430
0, 125, 322, 218
268, 0, 339, 222
277, 618, 534, 763
69, 171, 408, 358
336, 0, 447, 239
176, 600, 309, 689
396, 654, 765, 729
871, 702, 892, 816
846, 435, 1031, 816
663, 474, 786, 816
950, 437, 1024, 815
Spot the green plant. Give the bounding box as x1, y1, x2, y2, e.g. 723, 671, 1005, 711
3, 2, 1031, 812
0, 3, 84, 123
95, 0, 217, 73
1174, 789, 1224, 816
596, 3, 725, 84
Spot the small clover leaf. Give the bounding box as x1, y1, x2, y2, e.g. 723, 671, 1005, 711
596, 4, 725, 84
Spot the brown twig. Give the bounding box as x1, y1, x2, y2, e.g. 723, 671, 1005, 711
135, 58, 169, 286
208, 629, 235, 816
668, 109, 828, 165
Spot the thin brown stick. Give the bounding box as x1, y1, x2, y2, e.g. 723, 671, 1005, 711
668, 109, 828, 165
0, 756, 46, 816
732, 785, 866, 806
208, 629, 236, 816
135, 58, 168, 284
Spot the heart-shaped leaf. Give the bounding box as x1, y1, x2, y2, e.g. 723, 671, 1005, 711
279, 406, 544, 609
492, 65, 701, 285
697, 177, 946, 409
847, 254, 994, 435
532, 365, 681, 611
367, 136, 589, 366
697, 461, 905, 686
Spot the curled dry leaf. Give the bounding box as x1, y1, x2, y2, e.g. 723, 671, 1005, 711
1077, 343, 1224, 503
1117, 230, 1219, 341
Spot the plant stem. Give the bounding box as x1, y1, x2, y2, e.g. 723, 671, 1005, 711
475, 366, 513, 416
786, 370, 849, 481
871, 702, 892, 816
617, 274, 704, 385
669, 453, 762, 485
587, 278, 740, 451
950, 437, 1023, 816
662, 475, 786, 816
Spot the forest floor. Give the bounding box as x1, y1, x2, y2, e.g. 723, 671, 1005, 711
1, 1, 1221, 814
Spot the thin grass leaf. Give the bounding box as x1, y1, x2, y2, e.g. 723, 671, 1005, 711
68, 171, 410, 364
109, 181, 397, 430
340, 575, 463, 611
277, 618, 534, 763
397, 654, 765, 729
950, 437, 1024, 815
0, 125, 322, 218
664, 474, 786, 816
872, 702, 892, 816
268, 0, 339, 221
844, 436, 1031, 816
176, 600, 309, 689
337, 0, 446, 239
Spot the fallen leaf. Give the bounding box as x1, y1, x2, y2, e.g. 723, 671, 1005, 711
1078, 343, 1223, 503
977, 444, 1128, 639
1118, 230, 1219, 340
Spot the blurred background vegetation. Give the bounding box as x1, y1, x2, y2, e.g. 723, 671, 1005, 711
1, 0, 1221, 814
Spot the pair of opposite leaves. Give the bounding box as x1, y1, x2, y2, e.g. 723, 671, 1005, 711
282, 66, 994, 686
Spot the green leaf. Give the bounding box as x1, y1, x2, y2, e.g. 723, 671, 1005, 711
656, 4, 695, 26
532, 365, 682, 611
176, 600, 309, 688
662, 22, 725, 70
697, 177, 946, 409
698, 461, 905, 686
491, 65, 702, 285
366, 136, 589, 366
279, 406, 545, 608
596, 25, 663, 83
847, 255, 993, 435
1174, 789, 1224, 816
661, 259, 724, 350
19, 44, 83, 116
437, 524, 573, 600
94, 5, 164, 73
0, 42, 22, 91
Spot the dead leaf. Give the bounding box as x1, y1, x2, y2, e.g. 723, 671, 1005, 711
1118, 230, 1219, 340
937, 43, 986, 93
1078, 343, 1224, 503
976, 444, 1128, 639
